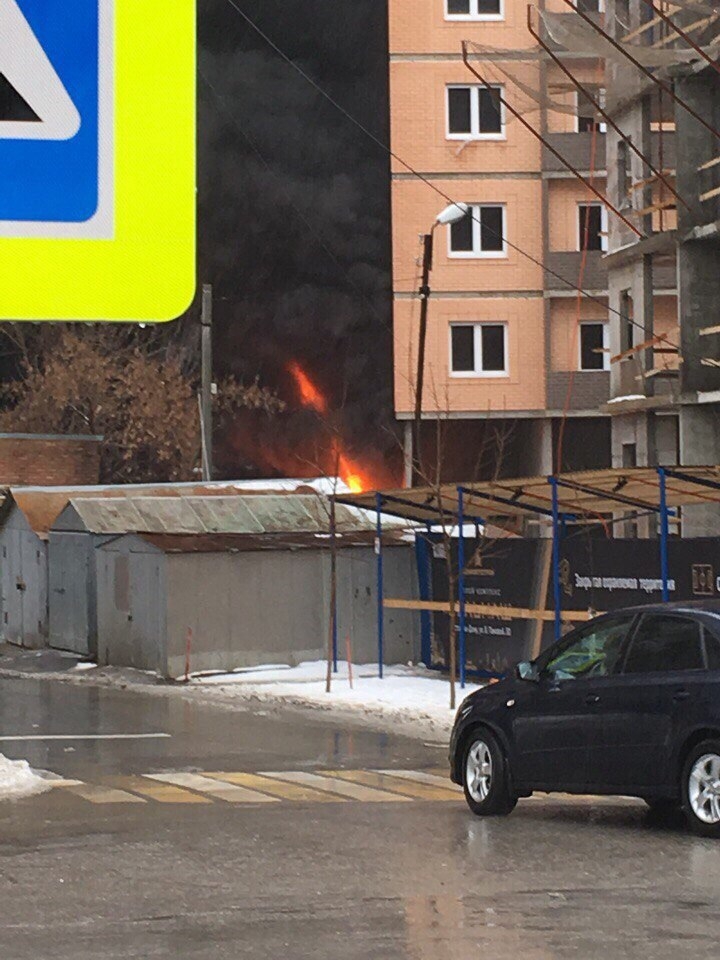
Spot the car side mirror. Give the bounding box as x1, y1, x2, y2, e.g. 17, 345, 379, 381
516, 660, 540, 682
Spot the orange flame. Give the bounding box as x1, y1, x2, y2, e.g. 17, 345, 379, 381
287, 361, 328, 415
276, 360, 397, 494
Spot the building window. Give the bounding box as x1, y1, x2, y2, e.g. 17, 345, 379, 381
450, 323, 508, 376
447, 85, 503, 139
576, 89, 607, 133
579, 322, 608, 371
449, 204, 505, 257
578, 203, 607, 252
446, 0, 503, 21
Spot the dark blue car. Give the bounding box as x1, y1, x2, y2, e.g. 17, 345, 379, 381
449, 601, 720, 837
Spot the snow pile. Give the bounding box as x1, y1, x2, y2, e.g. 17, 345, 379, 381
0, 754, 52, 801
192, 661, 484, 735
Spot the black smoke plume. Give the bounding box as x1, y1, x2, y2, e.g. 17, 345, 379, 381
197, 0, 397, 481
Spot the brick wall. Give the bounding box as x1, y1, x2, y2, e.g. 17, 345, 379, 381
0, 434, 102, 486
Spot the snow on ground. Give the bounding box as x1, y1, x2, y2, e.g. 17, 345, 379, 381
191, 661, 484, 735
0, 754, 52, 801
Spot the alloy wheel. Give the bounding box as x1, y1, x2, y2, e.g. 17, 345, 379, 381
688, 753, 720, 825
466, 740, 493, 803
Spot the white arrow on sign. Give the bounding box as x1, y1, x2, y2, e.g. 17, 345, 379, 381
0, 0, 81, 140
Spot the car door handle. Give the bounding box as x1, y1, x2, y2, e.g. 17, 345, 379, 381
585, 695, 601, 705
673, 690, 690, 702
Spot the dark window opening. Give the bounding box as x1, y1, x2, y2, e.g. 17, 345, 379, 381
478, 87, 502, 134
448, 87, 471, 135
451, 326, 475, 373
480, 205, 504, 252
580, 323, 606, 370
579, 204, 604, 251
482, 324, 505, 371
450, 212, 474, 252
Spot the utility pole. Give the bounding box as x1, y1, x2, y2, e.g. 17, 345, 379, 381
412, 230, 434, 487
200, 283, 213, 482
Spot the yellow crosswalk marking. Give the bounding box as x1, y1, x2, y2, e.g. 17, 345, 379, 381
204, 772, 346, 803
112, 776, 212, 804
32, 769, 468, 806
265, 771, 412, 802
378, 770, 462, 792
326, 770, 463, 802
67, 784, 147, 804
145, 772, 279, 803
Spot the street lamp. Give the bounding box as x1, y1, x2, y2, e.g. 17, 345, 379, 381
411, 203, 469, 487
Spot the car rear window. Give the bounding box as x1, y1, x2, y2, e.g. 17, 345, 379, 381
704, 627, 720, 671
623, 615, 704, 674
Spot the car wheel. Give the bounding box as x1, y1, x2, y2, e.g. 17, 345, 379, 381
462, 730, 517, 817
682, 740, 720, 838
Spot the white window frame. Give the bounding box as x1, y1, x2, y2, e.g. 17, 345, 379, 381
577, 202, 608, 253
574, 91, 607, 134
449, 322, 509, 378
446, 85, 505, 141
445, 0, 504, 23
447, 203, 507, 259
579, 321, 610, 372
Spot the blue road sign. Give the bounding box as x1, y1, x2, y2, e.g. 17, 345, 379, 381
0, 0, 100, 224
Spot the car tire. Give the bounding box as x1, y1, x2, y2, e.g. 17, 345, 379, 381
462, 729, 517, 817
681, 740, 720, 839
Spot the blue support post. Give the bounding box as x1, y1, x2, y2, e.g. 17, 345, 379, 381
550, 477, 562, 642
658, 466, 670, 602
416, 523, 433, 667
457, 487, 467, 690
376, 492, 384, 679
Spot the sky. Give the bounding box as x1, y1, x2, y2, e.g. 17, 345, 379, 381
197, 0, 396, 482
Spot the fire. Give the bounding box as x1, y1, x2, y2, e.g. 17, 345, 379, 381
228, 359, 399, 494
287, 361, 328, 415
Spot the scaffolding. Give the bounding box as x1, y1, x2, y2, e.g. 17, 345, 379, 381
337, 466, 720, 684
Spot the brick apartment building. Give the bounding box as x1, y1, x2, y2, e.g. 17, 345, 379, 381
389, 0, 651, 482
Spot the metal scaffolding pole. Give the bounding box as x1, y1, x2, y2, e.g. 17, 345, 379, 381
457, 486, 467, 690
658, 467, 670, 602
550, 477, 563, 642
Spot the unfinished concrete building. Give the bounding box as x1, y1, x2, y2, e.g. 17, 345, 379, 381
601, 1, 720, 532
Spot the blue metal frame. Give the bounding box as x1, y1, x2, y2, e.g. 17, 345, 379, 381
657, 466, 670, 602
457, 487, 467, 690
662, 468, 720, 495
550, 476, 563, 642
376, 492, 384, 679
415, 528, 433, 667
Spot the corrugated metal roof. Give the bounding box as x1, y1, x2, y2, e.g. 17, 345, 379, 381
58, 494, 406, 536
105, 530, 407, 554
0, 478, 362, 536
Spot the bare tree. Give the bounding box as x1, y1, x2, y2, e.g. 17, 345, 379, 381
0, 324, 283, 483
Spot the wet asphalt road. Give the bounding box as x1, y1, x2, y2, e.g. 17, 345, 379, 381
1, 676, 719, 959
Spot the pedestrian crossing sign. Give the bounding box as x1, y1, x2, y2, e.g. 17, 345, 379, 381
0, 0, 196, 322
